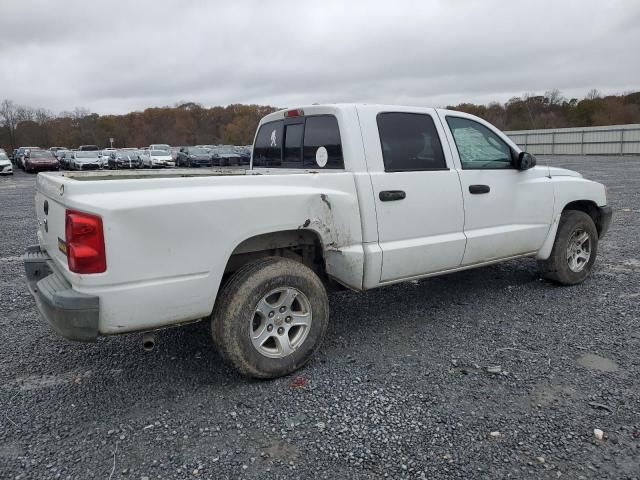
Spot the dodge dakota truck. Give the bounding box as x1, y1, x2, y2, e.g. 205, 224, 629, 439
24, 104, 612, 378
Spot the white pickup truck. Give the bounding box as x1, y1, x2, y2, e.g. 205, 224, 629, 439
24, 104, 612, 378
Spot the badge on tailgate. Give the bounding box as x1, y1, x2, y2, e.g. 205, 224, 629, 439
58, 237, 67, 255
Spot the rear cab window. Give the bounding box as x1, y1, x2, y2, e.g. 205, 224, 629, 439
253, 114, 344, 169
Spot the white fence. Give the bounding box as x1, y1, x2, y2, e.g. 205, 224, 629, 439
505, 124, 640, 155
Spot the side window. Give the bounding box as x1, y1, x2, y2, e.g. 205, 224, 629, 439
283, 123, 304, 167
253, 120, 283, 167
303, 115, 344, 169
376, 113, 447, 172
446, 116, 513, 169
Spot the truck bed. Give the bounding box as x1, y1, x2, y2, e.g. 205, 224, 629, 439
33, 167, 366, 335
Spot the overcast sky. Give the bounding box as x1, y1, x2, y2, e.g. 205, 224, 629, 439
2, 0, 639, 114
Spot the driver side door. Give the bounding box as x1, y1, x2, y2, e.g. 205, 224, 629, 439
438, 112, 554, 266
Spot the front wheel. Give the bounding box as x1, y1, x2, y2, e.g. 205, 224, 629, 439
211, 257, 329, 379
538, 210, 599, 285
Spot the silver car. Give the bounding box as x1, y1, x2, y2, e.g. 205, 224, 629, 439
70, 151, 102, 171
141, 149, 175, 168
0, 151, 13, 175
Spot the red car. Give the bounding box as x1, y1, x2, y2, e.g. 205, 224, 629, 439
24, 150, 59, 173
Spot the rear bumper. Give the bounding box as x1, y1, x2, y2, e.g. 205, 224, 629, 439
23, 245, 99, 342
26, 163, 58, 171
77, 163, 101, 170
597, 205, 613, 239
113, 162, 142, 169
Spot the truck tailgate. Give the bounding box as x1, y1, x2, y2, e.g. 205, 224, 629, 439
35, 177, 71, 274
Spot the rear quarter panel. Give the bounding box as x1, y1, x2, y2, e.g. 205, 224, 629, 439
38, 172, 364, 334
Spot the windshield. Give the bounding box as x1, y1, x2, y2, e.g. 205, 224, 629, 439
30, 151, 54, 158
190, 148, 209, 155
151, 144, 170, 150
215, 147, 235, 154
0, 153, 8, 160
151, 150, 168, 156
76, 151, 100, 158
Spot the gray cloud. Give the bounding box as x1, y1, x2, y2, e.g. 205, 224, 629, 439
1, 0, 639, 114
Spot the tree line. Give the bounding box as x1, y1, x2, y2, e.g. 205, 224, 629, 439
0, 101, 276, 152
447, 89, 640, 132
1, 89, 639, 152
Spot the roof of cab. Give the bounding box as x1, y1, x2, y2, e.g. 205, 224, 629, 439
259, 103, 458, 125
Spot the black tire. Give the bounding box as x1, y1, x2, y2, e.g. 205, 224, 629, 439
211, 257, 329, 379
538, 210, 599, 285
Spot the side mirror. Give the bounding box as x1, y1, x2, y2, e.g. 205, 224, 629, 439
516, 151, 536, 170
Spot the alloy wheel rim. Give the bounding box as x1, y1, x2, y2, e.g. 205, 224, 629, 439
250, 287, 312, 358
566, 228, 591, 273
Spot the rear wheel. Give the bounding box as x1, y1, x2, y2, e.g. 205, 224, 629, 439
211, 257, 329, 378
538, 210, 599, 285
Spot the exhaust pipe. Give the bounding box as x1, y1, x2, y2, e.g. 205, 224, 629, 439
142, 332, 156, 351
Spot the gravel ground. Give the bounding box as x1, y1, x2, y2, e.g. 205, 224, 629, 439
1, 156, 639, 480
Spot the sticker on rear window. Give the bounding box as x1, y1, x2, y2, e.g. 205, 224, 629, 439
315, 146, 328, 167
270, 130, 278, 147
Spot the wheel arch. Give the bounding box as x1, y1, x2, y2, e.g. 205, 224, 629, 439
537, 198, 606, 260
562, 199, 607, 237
222, 228, 329, 282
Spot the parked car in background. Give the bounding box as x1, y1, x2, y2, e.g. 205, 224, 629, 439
70, 151, 102, 170
141, 149, 175, 168
175, 146, 213, 167
149, 144, 171, 152
58, 151, 74, 170
49, 147, 67, 155
235, 146, 251, 165
15, 147, 41, 170
108, 150, 143, 169
99, 149, 116, 168
78, 145, 100, 151
53, 149, 70, 160
0, 151, 13, 175
24, 150, 59, 173
169, 147, 181, 161
210, 145, 242, 166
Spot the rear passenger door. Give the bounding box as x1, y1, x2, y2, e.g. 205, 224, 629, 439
358, 107, 467, 283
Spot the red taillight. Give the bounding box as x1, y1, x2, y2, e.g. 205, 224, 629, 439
284, 108, 304, 117
65, 209, 106, 274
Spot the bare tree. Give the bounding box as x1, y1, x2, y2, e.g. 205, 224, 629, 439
72, 107, 91, 120
16, 105, 35, 123
586, 88, 602, 100
0, 99, 19, 148
544, 89, 564, 106
34, 108, 52, 125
